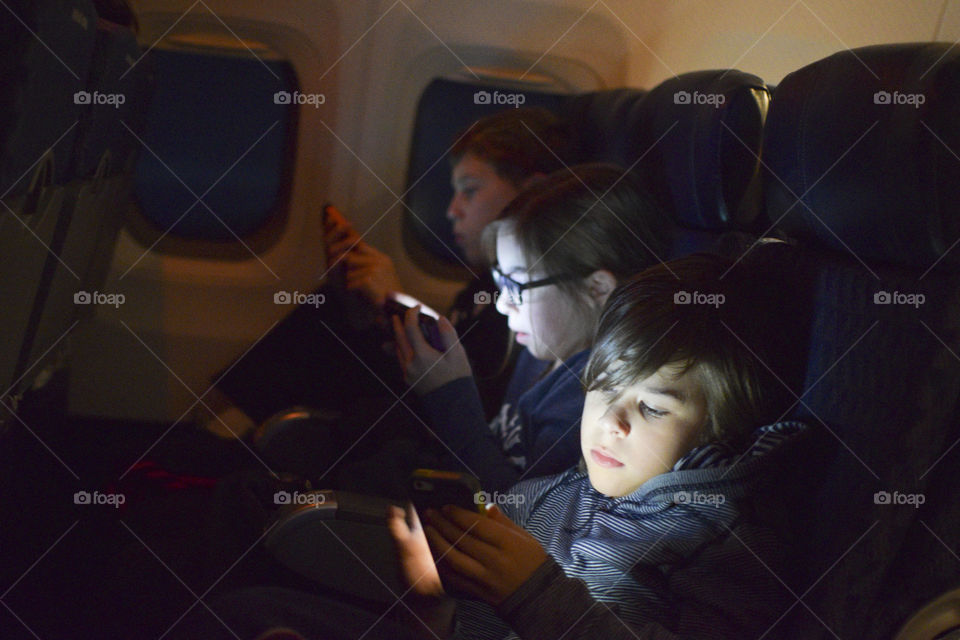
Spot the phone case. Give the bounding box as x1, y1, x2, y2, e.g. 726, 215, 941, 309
409, 469, 484, 514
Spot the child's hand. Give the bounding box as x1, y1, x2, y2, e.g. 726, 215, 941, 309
393, 307, 472, 395
341, 242, 401, 307
323, 205, 401, 306
387, 504, 445, 599
387, 504, 455, 638
322, 204, 362, 264
423, 505, 549, 607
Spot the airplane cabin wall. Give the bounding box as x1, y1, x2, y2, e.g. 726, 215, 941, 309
68, 0, 959, 422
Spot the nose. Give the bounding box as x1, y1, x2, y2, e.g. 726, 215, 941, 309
495, 289, 515, 316
446, 193, 462, 221
598, 403, 630, 438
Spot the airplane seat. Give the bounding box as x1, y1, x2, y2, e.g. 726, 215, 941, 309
263, 490, 403, 605
0, 0, 99, 401
633, 70, 770, 258
554, 71, 770, 259
0, 0, 98, 197
24, 14, 154, 382
405, 73, 769, 268
73, 16, 152, 180
562, 87, 646, 168
67, 14, 153, 302
758, 43, 960, 640
0, 3, 152, 410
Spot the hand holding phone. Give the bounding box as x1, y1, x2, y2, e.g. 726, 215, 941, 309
409, 469, 484, 516
383, 292, 446, 352
391, 299, 472, 395
323, 204, 401, 306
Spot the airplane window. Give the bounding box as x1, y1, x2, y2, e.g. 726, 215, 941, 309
133, 48, 297, 241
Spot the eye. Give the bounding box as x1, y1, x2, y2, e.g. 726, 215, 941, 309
639, 401, 668, 419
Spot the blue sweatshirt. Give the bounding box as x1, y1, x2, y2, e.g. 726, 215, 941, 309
453, 421, 808, 640
418, 348, 590, 492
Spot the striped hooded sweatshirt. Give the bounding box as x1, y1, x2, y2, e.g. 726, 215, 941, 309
452, 421, 807, 640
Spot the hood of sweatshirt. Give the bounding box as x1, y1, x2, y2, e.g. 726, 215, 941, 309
510, 421, 808, 574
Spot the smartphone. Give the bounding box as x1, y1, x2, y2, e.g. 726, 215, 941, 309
408, 469, 485, 515
384, 292, 446, 352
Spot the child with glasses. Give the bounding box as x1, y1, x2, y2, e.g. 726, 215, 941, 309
393, 163, 673, 491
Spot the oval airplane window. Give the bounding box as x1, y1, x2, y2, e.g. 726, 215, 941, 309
131, 43, 297, 250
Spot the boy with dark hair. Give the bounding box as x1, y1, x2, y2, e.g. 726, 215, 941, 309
389, 250, 806, 639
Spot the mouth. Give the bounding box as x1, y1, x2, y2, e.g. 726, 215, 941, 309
590, 448, 624, 468
513, 330, 529, 344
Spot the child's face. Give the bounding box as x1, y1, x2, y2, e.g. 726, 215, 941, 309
446, 153, 520, 266
581, 362, 709, 497
494, 230, 594, 363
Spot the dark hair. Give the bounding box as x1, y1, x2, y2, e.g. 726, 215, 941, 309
484, 163, 673, 298
583, 252, 793, 446
449, 107, 572, 187
94, 0, 139, 32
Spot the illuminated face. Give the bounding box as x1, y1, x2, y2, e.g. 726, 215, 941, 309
493, 229, 594, 363
446, 153, 521, 266
581, 363, 709, 497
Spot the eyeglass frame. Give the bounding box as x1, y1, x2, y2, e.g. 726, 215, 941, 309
491, 265, 578, 305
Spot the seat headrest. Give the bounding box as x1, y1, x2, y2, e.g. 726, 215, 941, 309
764, 43, 960, 270
635, 70, 770, 230
563, 88, 647, 168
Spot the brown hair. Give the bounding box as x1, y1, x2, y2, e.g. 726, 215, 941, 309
482, 163, 674, 333
583, 252, 791, 446
449, 107, 572, 187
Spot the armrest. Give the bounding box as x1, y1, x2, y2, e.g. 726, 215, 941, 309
264, 490, 404, 605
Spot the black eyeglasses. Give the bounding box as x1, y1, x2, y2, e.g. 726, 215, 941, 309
491, 265, 576, 305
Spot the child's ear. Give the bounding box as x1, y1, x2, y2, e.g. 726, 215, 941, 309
586, 270, 617, 306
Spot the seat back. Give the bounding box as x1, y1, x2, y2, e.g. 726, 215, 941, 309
264, 490, 403, 605
638, 71, 769, 228
0, 3, 152, 405
0, 0, 98, 197
761, 43, 960, 639
569, 71, 770, 257
405, 72, 769, 269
